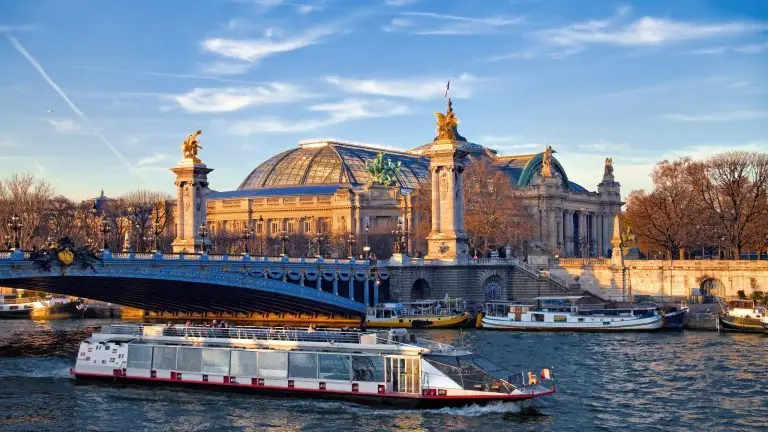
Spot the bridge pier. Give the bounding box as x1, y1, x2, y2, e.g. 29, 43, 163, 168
364, 278, 370, 306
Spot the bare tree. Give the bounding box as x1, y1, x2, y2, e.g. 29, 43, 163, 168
464, 158, 534, 256
122, 190, 175, 252
0, 174, 55, 248
625, 158, 703, 259
688, 151, 768, 259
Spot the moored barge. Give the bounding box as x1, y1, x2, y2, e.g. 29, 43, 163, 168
71, 324, 555, 408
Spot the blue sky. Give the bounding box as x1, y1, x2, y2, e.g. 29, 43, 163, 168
1, 0, 766, 200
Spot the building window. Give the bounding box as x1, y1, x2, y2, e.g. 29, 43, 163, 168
287, 221, 296, 233
271, 221, 280, 235
303, 219, 312, 233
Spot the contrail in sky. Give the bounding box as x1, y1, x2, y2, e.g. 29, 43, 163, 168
6, 34, 135, 172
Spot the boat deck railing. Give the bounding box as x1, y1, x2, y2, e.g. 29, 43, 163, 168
99, 324, 458, 353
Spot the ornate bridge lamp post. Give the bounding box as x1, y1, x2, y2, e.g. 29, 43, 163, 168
4, 235, 12, 251
151, 220, 162, 252
280, 229, 289, 256
347, 232, 356, 259
100, 218, 111, 251
198, 224, 209, 254
257, 215, 264, 256
9, 213, 22, 250
241, 226, 253, 255
363, 222, 370, 260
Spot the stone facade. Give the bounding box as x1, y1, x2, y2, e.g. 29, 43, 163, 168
171, 159, 213, 253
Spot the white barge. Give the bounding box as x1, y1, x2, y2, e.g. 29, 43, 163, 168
478, 296, 664, 331
71, 324, 555, 408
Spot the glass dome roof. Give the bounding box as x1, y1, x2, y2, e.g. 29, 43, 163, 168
237, 141, 430, 191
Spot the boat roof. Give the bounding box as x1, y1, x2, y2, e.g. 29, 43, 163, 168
533, 296, 585, 301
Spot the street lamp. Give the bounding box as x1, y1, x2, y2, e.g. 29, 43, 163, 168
363, 222, 371, 259
257, 215, 264, 256
8, 214, 22, 249
280, 229, 289, 256
198, 224, 209, 253
241, 226, 253, 254
347, 232, 356, 258
100, 218, 111, 250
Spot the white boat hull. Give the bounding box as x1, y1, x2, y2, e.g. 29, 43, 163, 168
481, 314, 663, 331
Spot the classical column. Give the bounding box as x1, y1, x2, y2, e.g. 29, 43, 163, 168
558, 211, 564, 254
596, 214, 603, 257
590, 213, 598, 257
563, 210, 571, 256
445, 167, 456, 232
364, 278, 370, 306
579, 211, 587, 257
548, 209, 557, 252
430, 166, 441, 233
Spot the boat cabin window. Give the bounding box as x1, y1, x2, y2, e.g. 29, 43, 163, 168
176, 347, 203, 372
258, 352, 288, 378
375, 309, 394, 318
289, 353, 318, 379
230, 350, 259, 375
318, 354, 352, 381
533, 313, 545, 322
554, 315, 567, 322
152, 346, 178, 370
127, 344, 152, 369
351, 355, 385, 382
202, 348, 230, 374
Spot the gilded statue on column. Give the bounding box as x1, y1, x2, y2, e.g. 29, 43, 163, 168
603, 157, 614, 180
541, 145, 556, 177
433, 99, 466, 142
181, 130, 203, 163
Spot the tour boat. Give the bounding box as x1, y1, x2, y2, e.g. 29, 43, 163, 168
477, 296, 664, 331
365, 298, 470, 329
0, 297, 70, 319
71, 324, 555, 408
718, 299, 767, 333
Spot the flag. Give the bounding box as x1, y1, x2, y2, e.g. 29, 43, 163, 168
444, 80, 450, 98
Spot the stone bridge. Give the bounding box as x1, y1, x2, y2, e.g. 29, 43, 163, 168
0, 250, 387, 316
547, 257, 768, 301
381, 256, 576, 305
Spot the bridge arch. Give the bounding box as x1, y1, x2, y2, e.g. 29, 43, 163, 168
700, 277, 726, 299
410, 278, 431, 300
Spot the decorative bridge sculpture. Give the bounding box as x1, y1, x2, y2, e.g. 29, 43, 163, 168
0, 250, 388, 317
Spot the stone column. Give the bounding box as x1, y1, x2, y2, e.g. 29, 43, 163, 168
444, 167, 456, 232
603, 213, 612, 257
563, 210, 572, 256
558, 211, 564, 254
579, 211, 587, 257
596, 214, 603, 257
430, 166, 441, 233
548, 209, 557, 252
456, 167, 465, 232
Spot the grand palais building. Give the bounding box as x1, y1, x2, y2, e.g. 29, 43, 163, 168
204, 107, 622, 259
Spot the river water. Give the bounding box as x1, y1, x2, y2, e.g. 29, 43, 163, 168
0, 319, 765, 432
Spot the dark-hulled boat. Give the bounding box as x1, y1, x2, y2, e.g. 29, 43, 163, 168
718, 300, 767, 333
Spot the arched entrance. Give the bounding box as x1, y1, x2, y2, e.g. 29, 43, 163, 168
700, 278, 725, 300
483, 276, 502, 301
411, 279, 431, 300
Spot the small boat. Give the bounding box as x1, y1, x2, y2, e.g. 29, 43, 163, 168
366, 298, 470, 329
718, 299, 767, 333
0, 297, 69, 319
71, 324, 556, 408
660, 305, 688, 329
477, 296, 664, 332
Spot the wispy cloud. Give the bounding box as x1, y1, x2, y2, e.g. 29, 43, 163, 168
0, 137, 19, 148
229, 98, 409, 134
689, 41, 768, 55
384, 0, 420, 6
577, 139, 632, 153
200, 61, 253, 76
384, 11, 523, 35
249, 0, 323, 15
173, 83, 316, 113
6, 35, 133, 171
324, 73, 476, 100
47, 118, 81, 133
0, 24, 36, 33
538, 14, 767, 48
137, 153, 171, 166
202, 26, 336, 65
72, 65, 260, 85
662, 110, 768, 122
